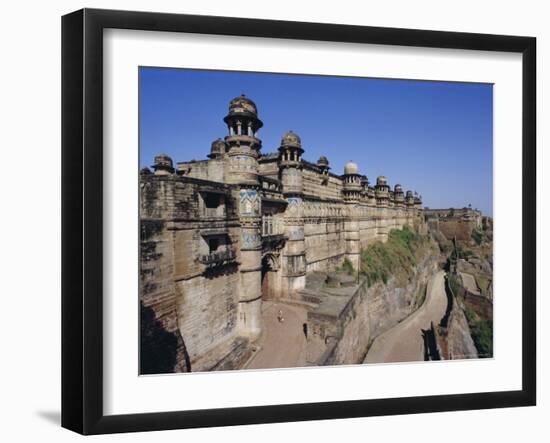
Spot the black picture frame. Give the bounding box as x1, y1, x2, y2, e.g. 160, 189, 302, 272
61, 8, 536, 435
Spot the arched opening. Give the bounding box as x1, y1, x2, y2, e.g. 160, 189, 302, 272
261, 254, 278, 300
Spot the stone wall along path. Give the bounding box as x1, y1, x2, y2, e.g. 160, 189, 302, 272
364, 270, 448, 364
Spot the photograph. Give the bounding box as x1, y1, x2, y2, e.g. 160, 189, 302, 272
1, 0, 544, 440
139, 67, 494, 374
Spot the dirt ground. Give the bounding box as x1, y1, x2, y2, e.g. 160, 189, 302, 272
244, 301, 308, 370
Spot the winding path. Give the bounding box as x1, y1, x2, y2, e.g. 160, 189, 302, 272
364, 270, 448, 364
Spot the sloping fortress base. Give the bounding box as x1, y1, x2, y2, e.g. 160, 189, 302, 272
140, 95, 425, 372
424, 208, 483, 241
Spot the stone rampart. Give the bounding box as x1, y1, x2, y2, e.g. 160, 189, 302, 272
307, 248, 438, 366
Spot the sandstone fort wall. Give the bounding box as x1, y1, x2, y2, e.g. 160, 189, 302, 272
139, 95, 425, 372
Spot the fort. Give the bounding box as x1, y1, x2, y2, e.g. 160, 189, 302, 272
424, 207, 483, 241
140, 94, 428, 373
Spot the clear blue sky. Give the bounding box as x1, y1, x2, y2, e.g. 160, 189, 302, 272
139, 67, 493, 216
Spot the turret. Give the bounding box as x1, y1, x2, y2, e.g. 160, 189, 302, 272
224, 95, 264, 340
360, 175, 370, 201
224, 94, 263, 141
278, 131, 307, 296
394, 184, 405, 207
317, 155, 330, 174
152, 154, 174, 175
224, 94, 263, 186
342, 160, 362, 202
388, 190, 395, 208
278, 130, 304, 196
208, 138, 226, 159
414, 192, 423, 209
367, 185, 376, 206
375, 176, 390, 206
405, 190, 415, 207
341, 161, 362, 269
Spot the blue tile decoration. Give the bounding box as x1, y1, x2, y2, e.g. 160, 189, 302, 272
239, 190, 259, 215
241, 232, 261, 249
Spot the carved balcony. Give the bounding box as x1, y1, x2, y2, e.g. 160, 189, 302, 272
197, 248, 237, 267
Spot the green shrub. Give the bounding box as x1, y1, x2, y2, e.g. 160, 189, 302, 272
457, 245, 475, 259
462, 305, 493, 358
359, 226, 429, 286
463, 305, 478, 323
472, 229, 483, 246
475, 274, 490, 292
448, 274, 461, 296
470, 319, 493, 358
338, 257, 355, 275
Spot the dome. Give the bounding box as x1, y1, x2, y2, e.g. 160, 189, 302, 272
208, 138, 226, 158
228, 94, 258, 116
376, 176, 388, 186
394, 184, 403, 192
152, 153, 174, 174
317, 155, 329, 166
280, 130, 302, 148
153, 154, 173, 168
344, 160, 359, 175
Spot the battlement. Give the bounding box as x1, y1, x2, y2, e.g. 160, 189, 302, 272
424, 207, 483, 241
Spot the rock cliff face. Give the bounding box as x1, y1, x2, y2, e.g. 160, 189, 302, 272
445, 304, 478, 359
427, 213, 493, 360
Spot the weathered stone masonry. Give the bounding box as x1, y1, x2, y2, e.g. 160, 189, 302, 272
140, 95, 424, 372
424, 207, 482, 241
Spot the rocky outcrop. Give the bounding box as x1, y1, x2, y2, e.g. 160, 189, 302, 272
445, 303, 478, 360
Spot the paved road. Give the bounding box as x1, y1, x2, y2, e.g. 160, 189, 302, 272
364, 270, 448, 364
245, 301, 308, 370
